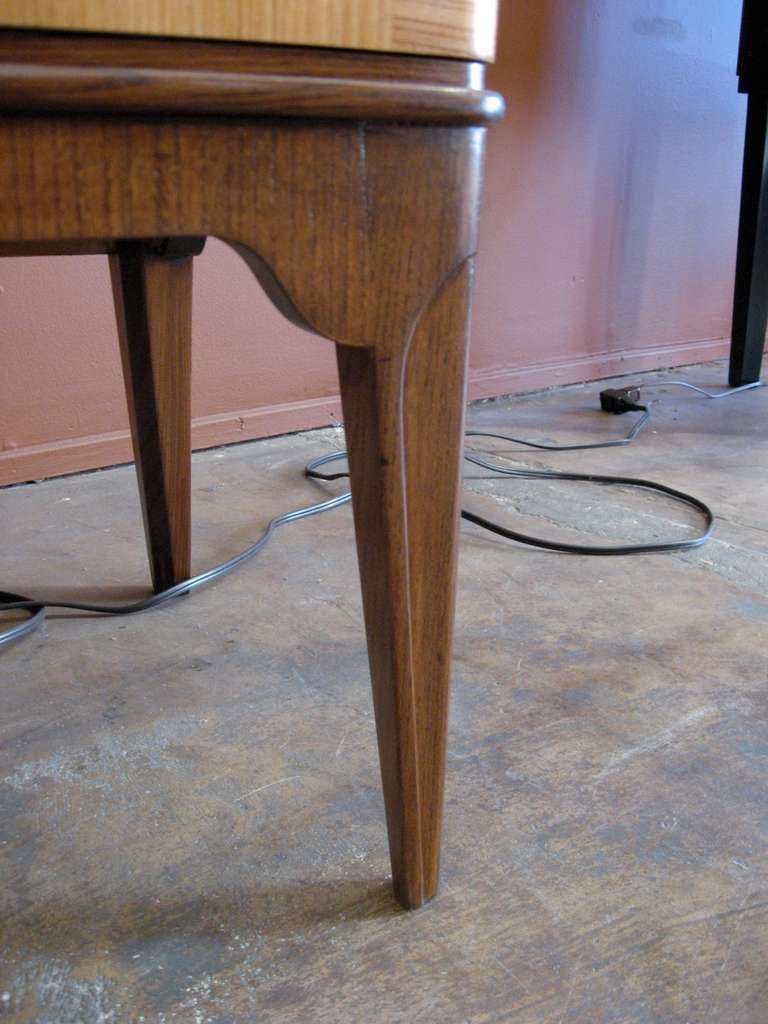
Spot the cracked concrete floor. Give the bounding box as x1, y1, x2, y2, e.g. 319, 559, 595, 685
1, 359, 768, 1023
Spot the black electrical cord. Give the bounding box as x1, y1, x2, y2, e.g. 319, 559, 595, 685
654, 380, 761, 399
463, 379, 760, 453
305, 448, 714, 555
0, 379, 757, 650
465, 406, 650, 451
0, 489, 351, 649
459, 452, 713, 554
3, 438, 710, 651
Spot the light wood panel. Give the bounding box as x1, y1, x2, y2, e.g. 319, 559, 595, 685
0, 0, 498, 60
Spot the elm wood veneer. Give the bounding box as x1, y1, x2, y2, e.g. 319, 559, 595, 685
0, 31, 501, 909
0, 0, 499, 61
0, 30, 481, 81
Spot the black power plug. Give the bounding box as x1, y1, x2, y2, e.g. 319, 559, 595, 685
600, 386, 643, 414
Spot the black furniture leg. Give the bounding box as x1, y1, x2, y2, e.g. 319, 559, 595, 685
730, 92, 768, 385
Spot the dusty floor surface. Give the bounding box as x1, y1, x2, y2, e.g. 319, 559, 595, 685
1, 360, 768, 1023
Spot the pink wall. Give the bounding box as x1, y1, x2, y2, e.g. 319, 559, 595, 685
0, 0, 747, 485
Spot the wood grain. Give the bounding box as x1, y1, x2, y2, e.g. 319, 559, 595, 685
0, 115, 485, 353
109, 239, 202, 591
0, 30, 479, 86
337, 263, 472, 906
0, 39, 489, 906
0, 0, 498, 60
0, 63, 503, 124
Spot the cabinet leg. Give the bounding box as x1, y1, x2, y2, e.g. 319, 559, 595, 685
730, 93, 768, 386
109, 239, 202, 592
337, 264, 472, 908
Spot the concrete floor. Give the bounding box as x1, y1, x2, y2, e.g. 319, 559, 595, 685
2, 359, 768, 1023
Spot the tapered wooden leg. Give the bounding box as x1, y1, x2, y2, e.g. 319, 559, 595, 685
730, 92, 768, 386
0, 102, 488, 904
337, 263, 472, 909
109, 238, 203, 592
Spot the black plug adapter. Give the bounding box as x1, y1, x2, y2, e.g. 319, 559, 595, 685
599, 386, 642, 414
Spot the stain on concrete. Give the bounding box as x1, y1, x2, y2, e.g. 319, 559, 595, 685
2, 361, 768, 1022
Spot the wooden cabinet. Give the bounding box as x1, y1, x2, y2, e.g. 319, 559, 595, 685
0, 0, 498, 60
